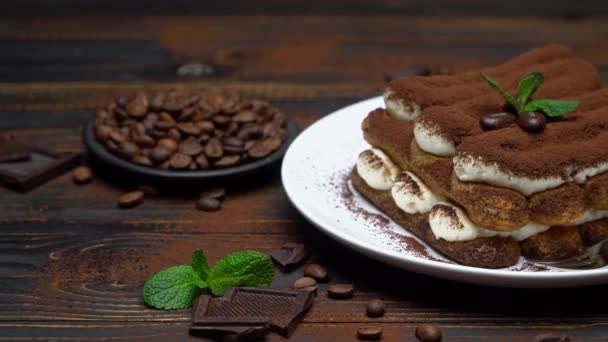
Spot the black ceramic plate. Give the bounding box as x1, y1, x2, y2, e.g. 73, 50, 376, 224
83, 117, 298, 185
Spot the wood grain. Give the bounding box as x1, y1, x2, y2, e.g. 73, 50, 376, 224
1, 10, 607, 341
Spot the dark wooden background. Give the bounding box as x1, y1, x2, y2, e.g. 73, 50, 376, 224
1, 1, 608, 341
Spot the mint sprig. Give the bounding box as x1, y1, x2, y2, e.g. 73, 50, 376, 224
480, 71, 578, 118
143, 249, 274, 310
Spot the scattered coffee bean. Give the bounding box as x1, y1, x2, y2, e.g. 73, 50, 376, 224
357, 326, 382, 341
366, 299, 385, 318
72, 166, 93, 184
201, 187, 226, 200
293, 277, 317, 290
415, 324, 442, 342
94, 91, 288, 171
517, 111, 546, 133
536, 334, 571, 342
196, 195, 221, 211
327, 284, 354, 299
303, 264, 329, 282
479, 112, 516, 131
118, 190, 144, 209
169, 153, 192, 170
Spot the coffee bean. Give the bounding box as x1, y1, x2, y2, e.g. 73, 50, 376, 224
196, 121, 215, 133
271, 111, 286, 127
163, 93, 200, 112
134, 134, 156, 148
214, 155, 240, 168
119, 141, 139, 159
132, 122, 146, 136
195, 154, 210, 169
95, 125, 112, 141
415, 324, 442, 342
517, 111, 546, 133
108, 129, 126, 143
158, 160, 170, 170
159, 112, 176, 124
222, 136, 244, 147
365, 299, 385, 318
357, 327, 382, 341
201, 187, 226, 200
167, 128, 182, 141
126, 92, 148, 118
157, 138, 178, 153
244, 140, 256, 150
150, 93, 165, 110
154, 120, 175, 131
327, 284, 354, 299
479, 112, 516, 131
248, 138, 282, 159
262, 122, 277, 137
303, 263, 329, 281
118, 190, 144, 209
105, 140, 119, 153
196, 196, 221, 211
179, 138, 203, 156
133, 155, 153, 166
177, 122, 201, 136
233, 110, 258, 123
293, 277, 317, 290
212, 115, 231, 127
238, 125, 263, 140
150, 146, 172, 164
224, 145, 245, 155
204, 138, 224, 159
72, 166, 93, 185
169, 153, 192, 170
535, 334, 571, 342
179, 106, 197, 121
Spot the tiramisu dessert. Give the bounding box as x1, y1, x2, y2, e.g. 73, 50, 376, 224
352, 44, 608, 268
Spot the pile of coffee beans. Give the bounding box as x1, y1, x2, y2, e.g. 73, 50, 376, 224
94, 91, 288, 170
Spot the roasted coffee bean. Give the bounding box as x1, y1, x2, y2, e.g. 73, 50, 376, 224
201, 187, 226, 200
133, 155, 153, 166
204, 138, 224, 159
119, 126, 131, 137
108, 129, 126, 143
195, 154, 210, 169
113, 106, 129, 120
169, 153, 192, 170
233, 110, 258, 123
157, 138, 178, 153
105, 140, 119, 152
480, 112, 516, 131
159, 112, 176, 123
149, 93, 165, 110
366, 299, 385, 318
238, 125, 263, 140
517, 111, 547, 133
415, 324, 442, 342
262, 122, 278, 137
163, 94, 199, 112
95, 125, 112, 141
198, 134, 211, 144
167, 128, 182, 141
212, 115, 231, 127
179, 138, 204, 156
328, 284, 354, 299
196, 196, 221, 211
177, 122, 201, 136
118, 190, 144, 209
357, 327, 382, 341
303, 263, 329, 281
271, 111, 286, 127
150, 146, 172, 164
214, 155, 240, 168
154, 120, 175, 131
222, 136, 244, 147
248, 138, 282, 159
134, 134, 156, 148
126, 92, 148, 118
148, 129, 166, 139
188, 162, 198, 170
535, 334, 571, 342
293, 277, 317, 290
226, 122, 239, 135
179, 106, 197, 121
119, 141, 139, 159
224, 145, 245, 155
196, 121, 215, 133
158, 160, 170, 170
244, 140, 256, 150
72, 166, 93, 185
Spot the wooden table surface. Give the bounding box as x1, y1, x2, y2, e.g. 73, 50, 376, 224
1, 3, 608, 341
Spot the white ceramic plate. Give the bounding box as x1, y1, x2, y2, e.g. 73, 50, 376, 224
281, 96, 608, 288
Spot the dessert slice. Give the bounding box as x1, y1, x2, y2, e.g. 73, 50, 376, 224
352, 45, 608, 268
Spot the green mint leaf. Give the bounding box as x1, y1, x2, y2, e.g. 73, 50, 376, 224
143, 265, 207, 310
517, 71, 544, 105
191, 249, 211, 280
524, 99, 579, 117
480, 72, 522, 113
207, 251, 274, 296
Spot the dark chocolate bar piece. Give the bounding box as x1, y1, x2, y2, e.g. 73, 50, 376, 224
192, 287, 314, 337
0, 149, 80, 191
269, 243, 308, 270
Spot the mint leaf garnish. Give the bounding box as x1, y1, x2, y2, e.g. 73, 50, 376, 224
191, 249, 211, 280
143, 265, 208, 310
517, 71, 544, 105
524, 99, 579, 117
480, 73, 522, 113
207, 251, 274, 296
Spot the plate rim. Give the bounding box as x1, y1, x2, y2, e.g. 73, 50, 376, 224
281, 96, 608, 287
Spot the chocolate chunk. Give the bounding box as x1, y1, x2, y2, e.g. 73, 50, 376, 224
192, 287, 314, 337
72, 166, 93, 184
269, 243, 309, 270
327, 284, 354, 299
303, 263, 329, 281
357, 326, 383, 341
415, 324, 442, 342
366, 299, 385, 318
384, 66, 431, 83
0, 147, 79, 192
196, 196, 221, 211
117, 190, 144, 209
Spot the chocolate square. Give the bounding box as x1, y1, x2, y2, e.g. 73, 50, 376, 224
269, 243, 309, 270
